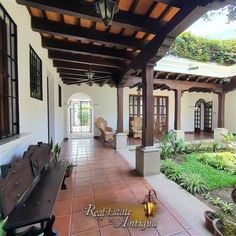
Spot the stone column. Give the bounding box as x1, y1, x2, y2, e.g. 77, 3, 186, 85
214, 93, 228, 141
114, 86, 127, 150
174, 89, 184, 140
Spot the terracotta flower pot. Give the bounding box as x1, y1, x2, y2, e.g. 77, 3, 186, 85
204, 211, 218, 233
66, 166, 73, 177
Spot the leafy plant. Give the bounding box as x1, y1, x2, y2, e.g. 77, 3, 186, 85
223, 220, 236, 236
160, 144, 174, 159
197, 152, 236, 174
220, 201, 234, 215
210, 197, 223, 207
222, 132, 236, 151
161, 159, 182, 183
52, 143, 61, 163
169, 32, 236, 65
180, 173, 207, 195
212, 141, 224, 152
160, 131, 185, 159
67, 161, 76, 169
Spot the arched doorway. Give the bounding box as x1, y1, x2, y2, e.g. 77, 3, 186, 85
194, 99, 213, 133
67, 92, 94, 139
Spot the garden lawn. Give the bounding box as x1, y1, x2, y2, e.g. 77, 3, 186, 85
179, 153, 236, 190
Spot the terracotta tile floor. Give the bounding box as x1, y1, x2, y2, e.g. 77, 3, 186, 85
54, 139, 198, 236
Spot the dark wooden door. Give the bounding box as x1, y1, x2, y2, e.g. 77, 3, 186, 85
204, 105, 213, 132
194, 107, 201, 133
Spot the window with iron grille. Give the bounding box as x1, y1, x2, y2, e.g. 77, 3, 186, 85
0, 4, 19, 141
58, 84, 62, 107
30, 45, 42, 100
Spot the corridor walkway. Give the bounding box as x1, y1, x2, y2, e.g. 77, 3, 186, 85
54, 139, 198, 236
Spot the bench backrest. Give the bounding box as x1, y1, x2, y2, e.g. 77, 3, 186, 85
0, 143, 50, 218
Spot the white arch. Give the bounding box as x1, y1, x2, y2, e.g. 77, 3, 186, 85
68, 92, 93, 103
67, 92, 94, 139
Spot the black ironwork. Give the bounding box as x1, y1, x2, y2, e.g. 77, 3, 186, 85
194, 99, 213, 132
0, 4, 19, 140
30, 45, 42, 100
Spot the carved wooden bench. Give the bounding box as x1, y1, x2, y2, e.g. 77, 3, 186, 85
0, 143, 67, 236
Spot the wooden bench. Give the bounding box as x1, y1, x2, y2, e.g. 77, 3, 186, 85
0, 143, 67, 236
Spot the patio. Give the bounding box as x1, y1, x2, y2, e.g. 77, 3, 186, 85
54, 138, 198, 236
0, 0, 236, 235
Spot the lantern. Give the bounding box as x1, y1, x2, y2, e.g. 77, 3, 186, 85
95, 0, 118, 27
143, 189, 157, 218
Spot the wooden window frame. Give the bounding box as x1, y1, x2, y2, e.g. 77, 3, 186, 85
29, 45, 43, 101
58, 84, 62, 107
0, 4, 19, 140
129, 94, 169, 135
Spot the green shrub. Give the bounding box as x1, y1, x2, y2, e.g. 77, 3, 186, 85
180, 173, 207, 195
220, 201, 234, 215
160, 131, 186, 158
161, 159, 182, 182
197, 152, 236, 174
160, 143, 174, 160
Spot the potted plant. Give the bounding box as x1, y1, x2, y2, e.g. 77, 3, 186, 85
204, 211, 220, 233
52, 143, 61, 164
66, 162, 76, 177
213, 217, 236, 236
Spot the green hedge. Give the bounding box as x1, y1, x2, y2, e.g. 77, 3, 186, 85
169, 32, 236, 65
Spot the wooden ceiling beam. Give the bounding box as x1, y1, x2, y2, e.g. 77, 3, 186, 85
152, 0, 187, 8
124, 75, 223, 92
32, 17, 146, 49
53, 60, 117, 74
42, 38, 135, 61
16, 0, 165, 34
123, 1, 211, 76
48, 50, 125, 69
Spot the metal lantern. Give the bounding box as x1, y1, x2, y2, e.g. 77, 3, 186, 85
143, 189, 157, 218
95, 0, 118, 27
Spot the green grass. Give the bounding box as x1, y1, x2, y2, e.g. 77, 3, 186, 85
0, 220, 4, 236
178, 153, 236, 190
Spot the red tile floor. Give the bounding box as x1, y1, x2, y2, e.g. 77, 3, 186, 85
54, 139, 198, 236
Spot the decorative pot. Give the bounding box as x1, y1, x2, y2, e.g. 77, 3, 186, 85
66, 167, 73, 177
204, 211, 218, 233
213, 219, 236, 236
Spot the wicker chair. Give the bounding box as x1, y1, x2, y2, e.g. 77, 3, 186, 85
131, 117, 142, 139
95, 117, 113, 141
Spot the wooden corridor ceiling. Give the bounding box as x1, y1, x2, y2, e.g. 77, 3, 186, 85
17, 0, 227, 87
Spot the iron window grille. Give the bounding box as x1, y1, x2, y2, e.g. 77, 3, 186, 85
29, 45, 42, 100
0, 4, 19, 140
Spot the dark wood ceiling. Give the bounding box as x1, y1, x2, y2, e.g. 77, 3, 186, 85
16, 0, 221, 87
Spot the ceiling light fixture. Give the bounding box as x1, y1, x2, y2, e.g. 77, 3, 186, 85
95, 0, 118, 27
85, 65, 95, 80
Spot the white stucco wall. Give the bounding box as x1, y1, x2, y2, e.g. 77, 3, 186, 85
0, 0, 64, 165
63, 84, 117, 137
64, 84, 220, 136
225, 91, 236, 133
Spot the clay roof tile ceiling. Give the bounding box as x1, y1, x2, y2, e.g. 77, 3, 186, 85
17, 0, 225, 87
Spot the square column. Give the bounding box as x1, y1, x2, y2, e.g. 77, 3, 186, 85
141, 65, 154, 147
174, 89, 182, 130
115, 86, 127, 150
218, 93, 225, 128
174, 89, 184, 140
136, 65, 160, 176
